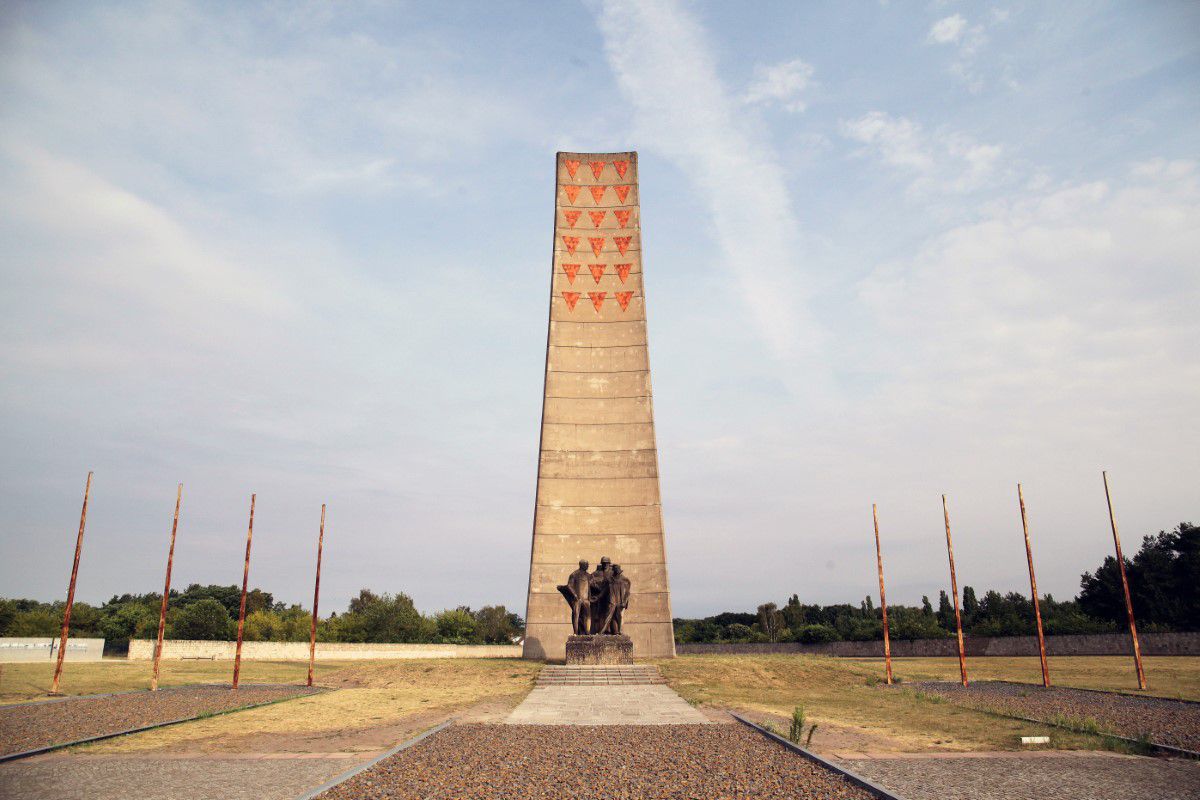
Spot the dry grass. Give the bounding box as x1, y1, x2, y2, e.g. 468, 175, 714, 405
77, 659, 540, 753
0, 658, 331, 703
653, 654, 1114, 753
841, 655, 1200, 701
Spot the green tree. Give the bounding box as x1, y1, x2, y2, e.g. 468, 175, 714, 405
170, 598, 233, 640
435, 608, 478, 643
474, 605, 521, 644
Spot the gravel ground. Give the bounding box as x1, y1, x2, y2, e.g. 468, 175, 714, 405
316, 723, 876, 800
0, 684, 320, 757
0, 755, 351, 800
909, 681, 1200, 752
841, 753, 1200, 800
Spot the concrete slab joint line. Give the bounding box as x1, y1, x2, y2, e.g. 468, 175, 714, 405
524, 150, 676, 661
508, 666, 707, 725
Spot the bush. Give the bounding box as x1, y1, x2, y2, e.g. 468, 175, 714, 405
795, 624, 839, 644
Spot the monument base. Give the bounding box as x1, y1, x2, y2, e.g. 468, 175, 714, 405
565, 634, 633, 665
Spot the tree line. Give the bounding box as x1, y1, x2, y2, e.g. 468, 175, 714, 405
4, 522, 1193, 651
675, 521, 1198, 644
0, 585, 523, 654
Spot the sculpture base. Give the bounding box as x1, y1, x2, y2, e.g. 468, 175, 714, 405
565, 634, 634, 665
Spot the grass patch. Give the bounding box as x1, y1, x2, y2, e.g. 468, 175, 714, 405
653, 654, 1115, 753
838, 656, 1200, 701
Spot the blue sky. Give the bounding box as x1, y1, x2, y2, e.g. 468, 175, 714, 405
1, 1, 1197, 619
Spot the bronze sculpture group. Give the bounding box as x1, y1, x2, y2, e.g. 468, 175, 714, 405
558, 556, 630, 636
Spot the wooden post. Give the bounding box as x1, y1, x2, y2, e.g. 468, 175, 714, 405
942, 494, 969, 687
307, 504, 326, 688
151, 484, 183, 691
1017, 483, 1050, 687
232, 493, 255, 690
50, 472, 92, 696
1103, 471, 1147, 690
872, 504, 893, 685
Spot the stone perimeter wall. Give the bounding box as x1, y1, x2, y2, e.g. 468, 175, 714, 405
677, 631, 1200, 657
0, 637, 105, 662
127, 640, 522, 661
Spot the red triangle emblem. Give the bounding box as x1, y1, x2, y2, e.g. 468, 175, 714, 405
614, 236, 632, 256
589, 291, 606, 312
562, 236, 580, 254
616, 291, 634, 311
615, 263, 632, 282
562, 263, 580, 283
588, 237, 605, 257
563, 159, 580, 178
613, 160, 629, 179
588, 211, 606, 228
562, 291, 580, 311
588, 264, 606, 283
614, 210, 631, 228
589, 185, 607, 204
563, 210, 581, 228
589, 161, 606, 179
563, 185, 580, 203
614, 185, 631, 203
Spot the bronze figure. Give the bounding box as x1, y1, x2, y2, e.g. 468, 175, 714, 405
558, 556, 630, 636
601, 563, 630, 635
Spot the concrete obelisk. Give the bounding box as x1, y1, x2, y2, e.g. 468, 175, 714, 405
522, 152, 676, 660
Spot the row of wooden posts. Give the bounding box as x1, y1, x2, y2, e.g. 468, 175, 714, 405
47, 473, 327, 695
871, 471, 1147, 690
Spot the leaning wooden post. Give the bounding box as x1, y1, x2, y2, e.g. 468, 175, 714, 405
307, 504, 326, 688
872, 504, 893, 685
1017, 483, 1050, 687
49, 471, 93, 696
1102, 471, 1147, 690
232, 493, 256, 690
942, 494, 968, 687
151, 484, 183, 691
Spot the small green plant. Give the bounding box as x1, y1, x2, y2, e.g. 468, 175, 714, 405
789, 706, 806, 743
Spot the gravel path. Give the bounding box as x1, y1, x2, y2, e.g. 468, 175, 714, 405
909, 681, 1200, 752
0, 684, 320, 757
841, 753, 1200, 800
316, 723, 876, 799
0, 754, 351, 800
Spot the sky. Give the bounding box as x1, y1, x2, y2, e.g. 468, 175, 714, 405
1, 1, 1197, 620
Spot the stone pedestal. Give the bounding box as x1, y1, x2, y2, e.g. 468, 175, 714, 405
565, 634, 634, 665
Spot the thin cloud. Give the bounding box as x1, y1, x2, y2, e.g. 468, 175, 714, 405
840, 111, 1003, 194
594, 0, 825, 369
743, 58, 815, 112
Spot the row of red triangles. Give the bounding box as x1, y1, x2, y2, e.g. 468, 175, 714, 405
562, 235, 633, 256
562, 185, 632, 204
562, 263, 632, 284
562, 291, 635, 312
563, 159, 630, 180
563, 210, 633, 229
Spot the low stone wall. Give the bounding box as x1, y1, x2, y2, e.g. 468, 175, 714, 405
126, 640, 522, 661
676, 631, 1200, 658
0, 637, 105, 662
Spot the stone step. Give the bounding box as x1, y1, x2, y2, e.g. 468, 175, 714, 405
536, 665, 666, 686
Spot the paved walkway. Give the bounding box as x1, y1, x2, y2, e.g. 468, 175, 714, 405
507, 667, 709, 725
839, 751, 1200, 800
0, 753, 355, 800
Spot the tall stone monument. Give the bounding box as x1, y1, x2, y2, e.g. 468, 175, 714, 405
522, 152, 676, 660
